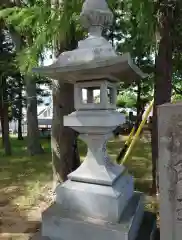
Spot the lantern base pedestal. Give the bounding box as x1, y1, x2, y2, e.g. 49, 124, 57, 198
40, 173, 144, 240
56, 173, 134, 223
42, 192, 144, 240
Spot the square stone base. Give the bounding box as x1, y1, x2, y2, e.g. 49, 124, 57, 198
42, 192, 144, 240
30, 212, 156, 240
56, 173, 134, 222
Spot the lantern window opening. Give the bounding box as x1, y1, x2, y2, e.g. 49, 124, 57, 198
81, 87, 101, 104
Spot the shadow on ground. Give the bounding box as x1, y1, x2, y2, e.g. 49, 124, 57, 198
0, 138, 52, 239
0, 185, 42, 239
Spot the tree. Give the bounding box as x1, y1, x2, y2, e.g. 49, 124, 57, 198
119, 0, 182, 194
16, 73, 24, 140
8, 72, 51, 141
109, 0, 175, 194
50, 0, 82, 183
117, 90, 137, 109
0, 27, 13, 155
0, 77, 12, 155
114, 0, 154, 129
8, 72, 24, 140
0, 0, 45, 155
0, 0, 83, 181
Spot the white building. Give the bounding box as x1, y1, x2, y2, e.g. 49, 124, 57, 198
37, 103, 52, 129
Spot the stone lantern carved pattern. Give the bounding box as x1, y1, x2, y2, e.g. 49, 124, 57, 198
165, 115, 182, 222
80, 0, 113, 32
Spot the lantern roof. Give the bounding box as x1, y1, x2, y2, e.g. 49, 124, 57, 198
33, 0, 147, 83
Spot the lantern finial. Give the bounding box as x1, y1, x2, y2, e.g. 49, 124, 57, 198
80, 0, 113, 36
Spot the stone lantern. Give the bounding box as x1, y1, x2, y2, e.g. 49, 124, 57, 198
33, 0, 148, 239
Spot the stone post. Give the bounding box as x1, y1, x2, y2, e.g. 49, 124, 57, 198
158, 103, 182, 240
87, 88, 94, 103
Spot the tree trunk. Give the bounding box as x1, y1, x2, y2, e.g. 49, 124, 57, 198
135, 81, 143, 131
17, 76, 23, 140
136, 82, 142, 117
51, 12, 80, 185
2, 102, 11, 155
151, 4, 173, 194
51, 81, 80, 183
8, 26, 43, 153
26, 76, 44, 155
0, 107, 5, 147
0, 79, 11, 155
1, 1, 43, 151
18, 114, 23, 140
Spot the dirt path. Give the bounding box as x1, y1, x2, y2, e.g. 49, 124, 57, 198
0, 184, 54, 240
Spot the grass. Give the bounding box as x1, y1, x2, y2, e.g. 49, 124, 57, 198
0, 133, 156, 239
0, 138, 52, 206
1, 134, 153, 205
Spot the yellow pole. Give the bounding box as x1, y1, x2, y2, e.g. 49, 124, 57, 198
121, 99, 154, 165
116, 123, 136, 164
125, 126, 135, 145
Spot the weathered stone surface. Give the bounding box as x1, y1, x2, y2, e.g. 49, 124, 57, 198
64, 109, 125, 185
64, 110, 125, 131
56, 173, 134, 223
32, 212, 156, 240
74, 80, 117, 110
80, 0, 113, 29
42, 192, 144, 240
158, 103, 182, 240
33, 53, 146, 84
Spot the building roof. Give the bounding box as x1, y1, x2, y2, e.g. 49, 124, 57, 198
38, 104, 53, 119
38, 118, 52, 126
